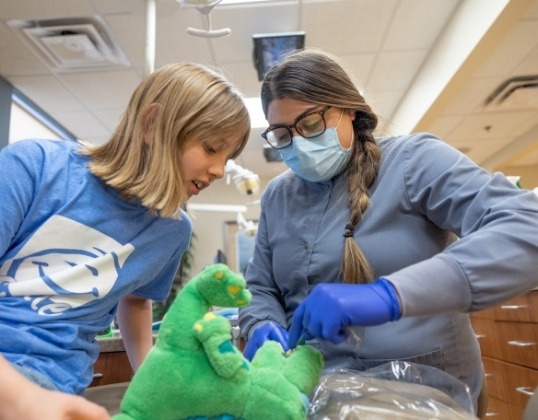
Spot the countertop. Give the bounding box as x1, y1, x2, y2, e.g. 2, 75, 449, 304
96, 313, 239, 353
96, 331, 158, 353
97, 335, 126, 353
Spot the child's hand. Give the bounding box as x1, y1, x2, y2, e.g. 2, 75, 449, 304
6, 382, 110, 420
1, 354, 111, 420
41, 390, 111, 420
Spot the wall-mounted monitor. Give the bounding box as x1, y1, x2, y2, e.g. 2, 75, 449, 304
252, 31, 305, 81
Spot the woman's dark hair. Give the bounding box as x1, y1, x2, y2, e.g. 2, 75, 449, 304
261, 49, 381, 284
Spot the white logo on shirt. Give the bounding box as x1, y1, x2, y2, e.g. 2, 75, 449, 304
0, 215, 134, 315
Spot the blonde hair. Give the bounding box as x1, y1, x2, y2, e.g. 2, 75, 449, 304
261, 49, 380, 284
81, 62, 250, 218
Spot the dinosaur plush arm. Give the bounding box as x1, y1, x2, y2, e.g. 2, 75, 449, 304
253, 341, 323, 396
194, 313, 250, 380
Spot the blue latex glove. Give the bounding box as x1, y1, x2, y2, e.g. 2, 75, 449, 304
243, 321, 290, 361
288, 278, 401, 348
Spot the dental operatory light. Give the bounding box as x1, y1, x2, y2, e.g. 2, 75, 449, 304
225, 160, 260, 196
175, 0, 231, 38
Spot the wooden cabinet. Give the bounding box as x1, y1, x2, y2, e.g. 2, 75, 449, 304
89, 351, 133, 387
471, 291, 538, 419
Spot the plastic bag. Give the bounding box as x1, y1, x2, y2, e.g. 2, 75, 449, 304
308, 361, 478, 419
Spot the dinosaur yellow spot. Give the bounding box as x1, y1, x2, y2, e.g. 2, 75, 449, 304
214, 271, 224, 280
228, 285, 242, 296
194, 323, 203, 332
236, 299, 247, 306
204, 312, 216, 320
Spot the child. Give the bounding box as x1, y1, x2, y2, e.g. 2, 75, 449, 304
0, 61, 250, 419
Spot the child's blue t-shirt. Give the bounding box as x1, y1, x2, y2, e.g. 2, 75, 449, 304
0, 139, 192, 394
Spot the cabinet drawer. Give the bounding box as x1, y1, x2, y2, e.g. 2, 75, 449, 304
90, 351, 133, 387
501, 360, 538, 410
482, 357, 506, 401
483, 356, 538, 409
484, 396, 512, 419
471, 307, 495, 320
485, 395, 525, 420
491, 292, 538, 323
473, 318, 538, 369
472, 318, 503, 359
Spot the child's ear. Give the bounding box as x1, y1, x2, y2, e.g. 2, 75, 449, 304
142, 103, 160, 145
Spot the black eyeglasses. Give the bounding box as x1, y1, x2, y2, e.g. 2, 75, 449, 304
261, 106, 331, 149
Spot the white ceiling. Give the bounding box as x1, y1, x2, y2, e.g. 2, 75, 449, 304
1, 0, 537, 179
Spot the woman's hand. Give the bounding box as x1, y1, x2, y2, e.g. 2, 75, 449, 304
243, 321, 289, 361
288, 278, 402, 348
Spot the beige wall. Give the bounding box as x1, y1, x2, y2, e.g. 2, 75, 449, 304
186, 175, 274, 279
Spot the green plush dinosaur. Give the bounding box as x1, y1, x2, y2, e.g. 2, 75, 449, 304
112, 264, 323, 420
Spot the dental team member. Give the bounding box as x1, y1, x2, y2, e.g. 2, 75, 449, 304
238, 48, 538, 418
0, 62, 250, 420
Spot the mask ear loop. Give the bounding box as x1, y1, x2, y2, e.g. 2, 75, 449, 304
334, 108, 344, 129
334, 108, 355, 150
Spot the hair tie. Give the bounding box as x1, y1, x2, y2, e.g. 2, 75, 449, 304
343, 223, 354, 238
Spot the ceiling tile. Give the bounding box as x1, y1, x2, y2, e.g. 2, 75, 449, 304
53, 109, 110, 142
0, 0, 95, 20
367, 50, 428, 91
365, 89, 404, 128
91, 106, 125, 132
220, 61, 262, 98
59, 69, 141, 108
302, 0, 396, 55
154, 10, 216, 65
512, 44, 538, 75
0, 22, 50, 76
383, 0, 461, 51
423, 115, 464, 141
526, 0, 538, 18
338, 53, 377, 88
101, 13, 146, 70
473, 20, 538, 79
449, 110, 537, 141
212, 4, 299, 63
442, 77, 504, 116
91, 0, 143, 15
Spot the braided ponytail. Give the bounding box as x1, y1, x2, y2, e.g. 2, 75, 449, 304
341, 122, 381, 283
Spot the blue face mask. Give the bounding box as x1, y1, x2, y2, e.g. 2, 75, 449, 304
278, 126, 353, 183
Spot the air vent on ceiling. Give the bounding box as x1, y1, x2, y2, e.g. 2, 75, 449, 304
8, 17, 130, 72
483, 75, 538, 110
